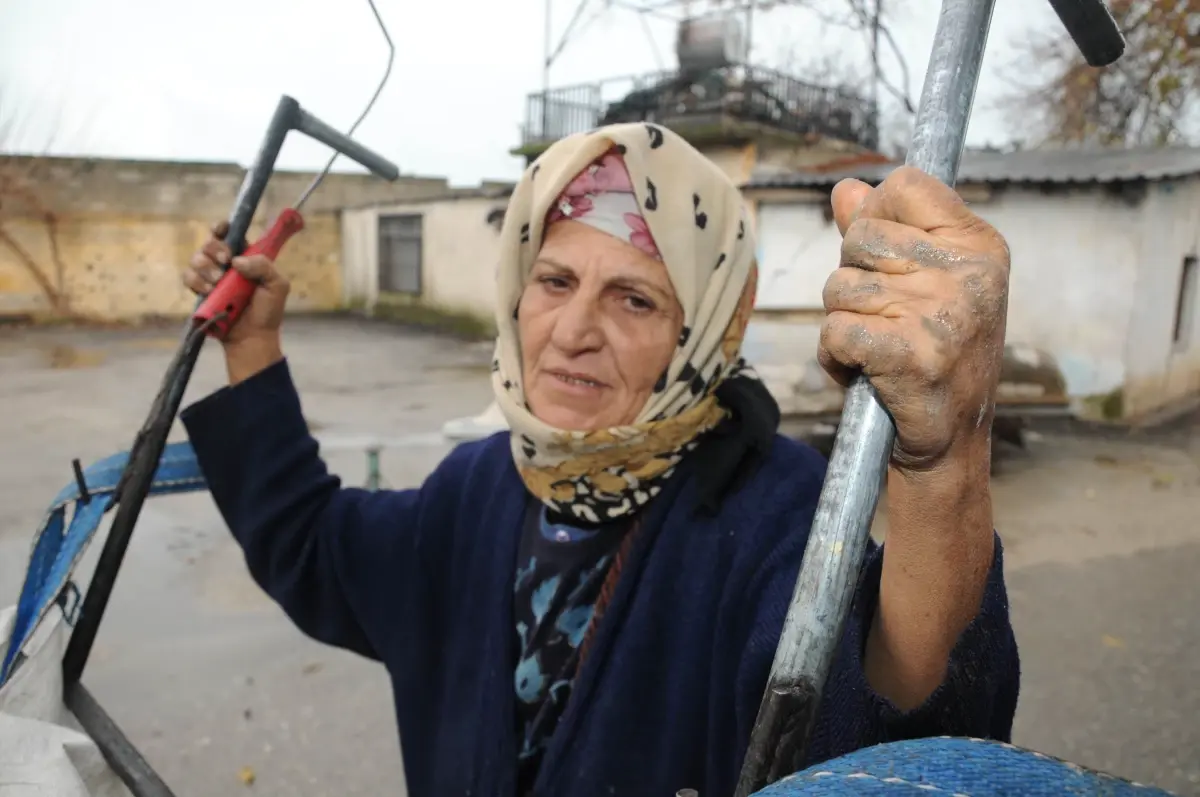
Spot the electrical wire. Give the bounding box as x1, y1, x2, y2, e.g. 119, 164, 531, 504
295, 0, 396, 210
637, 10, 665, 69
547, 0, 593, 68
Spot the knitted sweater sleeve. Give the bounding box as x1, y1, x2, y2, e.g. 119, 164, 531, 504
180, 358, 456, 661
738, 532, 1020, 774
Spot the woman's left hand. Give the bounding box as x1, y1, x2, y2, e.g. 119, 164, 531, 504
818, 166, 1010, 473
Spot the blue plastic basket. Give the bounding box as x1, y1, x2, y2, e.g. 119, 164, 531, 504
755, 736, 1176, 796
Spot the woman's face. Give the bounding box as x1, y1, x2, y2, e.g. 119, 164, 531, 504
518, 220, 683, 431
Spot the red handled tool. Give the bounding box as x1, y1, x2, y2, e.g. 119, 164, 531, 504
192, 206, 305, 338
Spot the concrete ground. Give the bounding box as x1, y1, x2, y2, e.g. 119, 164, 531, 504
1, 316, 1197, 797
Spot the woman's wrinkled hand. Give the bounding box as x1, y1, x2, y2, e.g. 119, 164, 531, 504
818, 166, 1011, 473
183, 219, 290, 348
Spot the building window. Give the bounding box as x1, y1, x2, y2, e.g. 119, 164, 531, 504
1173, 254, 1197, 349
378, 214, 422, 295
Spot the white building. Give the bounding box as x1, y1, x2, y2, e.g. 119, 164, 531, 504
743, 147, 1200, 421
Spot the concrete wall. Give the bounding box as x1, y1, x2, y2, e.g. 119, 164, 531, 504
0, 155, 449, 322
0, 212, 351, 321
754, 140, 882, 174
747, 182, 1160, 409
698, 144, 758, 186
992, 185, 1143, 402
699, 139, 868, 185
1124, 177, 1200, 417
341, 193, 509, 326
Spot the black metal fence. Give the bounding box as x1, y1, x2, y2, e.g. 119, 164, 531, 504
521, 64, 878, 151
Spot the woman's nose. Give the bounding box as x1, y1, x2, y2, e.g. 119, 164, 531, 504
549, 291, 604, 353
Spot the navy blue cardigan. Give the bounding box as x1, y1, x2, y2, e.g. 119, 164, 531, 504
180, 359, 1019, 797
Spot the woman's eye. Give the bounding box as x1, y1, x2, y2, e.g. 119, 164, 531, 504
540, 276, 569, 291
625, 294, 654, 312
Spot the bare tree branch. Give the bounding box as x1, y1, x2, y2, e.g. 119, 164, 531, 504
833, 0, 916, 113
769, 0, 915, 156
773, 0, 915, 113
0, 86, 73, 316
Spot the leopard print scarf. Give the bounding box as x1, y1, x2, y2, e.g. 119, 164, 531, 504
492, 122, 760, 524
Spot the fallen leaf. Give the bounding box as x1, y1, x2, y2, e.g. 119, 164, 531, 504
1152, 473, 1174, 490
301, 661, 324, 676
238, 766, 256, 786
1094, 454, 1119, 466
1101, 634, 1126, 649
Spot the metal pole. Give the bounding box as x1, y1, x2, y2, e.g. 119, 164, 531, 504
870, 0, 882, 145
904, 1, 996, 183
542, 0, 552, 138
65, 682, 178, 797
744, 0, 755, 63
734, 2, 997, 793
295, 107, 401, 183
365, 446, 383, 491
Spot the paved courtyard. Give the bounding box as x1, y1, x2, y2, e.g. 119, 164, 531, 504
1, 317, 1198, 796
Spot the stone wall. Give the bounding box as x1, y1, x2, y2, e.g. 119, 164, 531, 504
0, 155, 450, 322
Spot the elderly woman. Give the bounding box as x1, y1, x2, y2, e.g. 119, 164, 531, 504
180, 123, 1019, 797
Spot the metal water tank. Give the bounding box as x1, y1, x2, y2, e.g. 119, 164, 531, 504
675, 15, 745, 72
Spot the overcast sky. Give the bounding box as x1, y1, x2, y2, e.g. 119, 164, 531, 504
0, 0, 1060, 186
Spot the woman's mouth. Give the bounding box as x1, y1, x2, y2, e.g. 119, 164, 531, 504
549, 371, 605, 390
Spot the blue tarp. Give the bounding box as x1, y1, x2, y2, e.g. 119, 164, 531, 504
0, 441, 207, 685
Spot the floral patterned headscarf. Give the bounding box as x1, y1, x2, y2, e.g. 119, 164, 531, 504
492, 122, 760, 524
545, 150, 663, 259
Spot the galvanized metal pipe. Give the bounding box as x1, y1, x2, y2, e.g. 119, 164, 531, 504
734, 2, 997, 794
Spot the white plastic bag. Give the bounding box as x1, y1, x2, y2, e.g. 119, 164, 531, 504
0, 602, 132, 797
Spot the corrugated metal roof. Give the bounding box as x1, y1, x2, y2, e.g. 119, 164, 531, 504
745, 146, 1200, 189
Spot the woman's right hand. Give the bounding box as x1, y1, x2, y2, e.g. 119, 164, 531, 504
184, 220, 289, 383
184, 219, 291, 347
